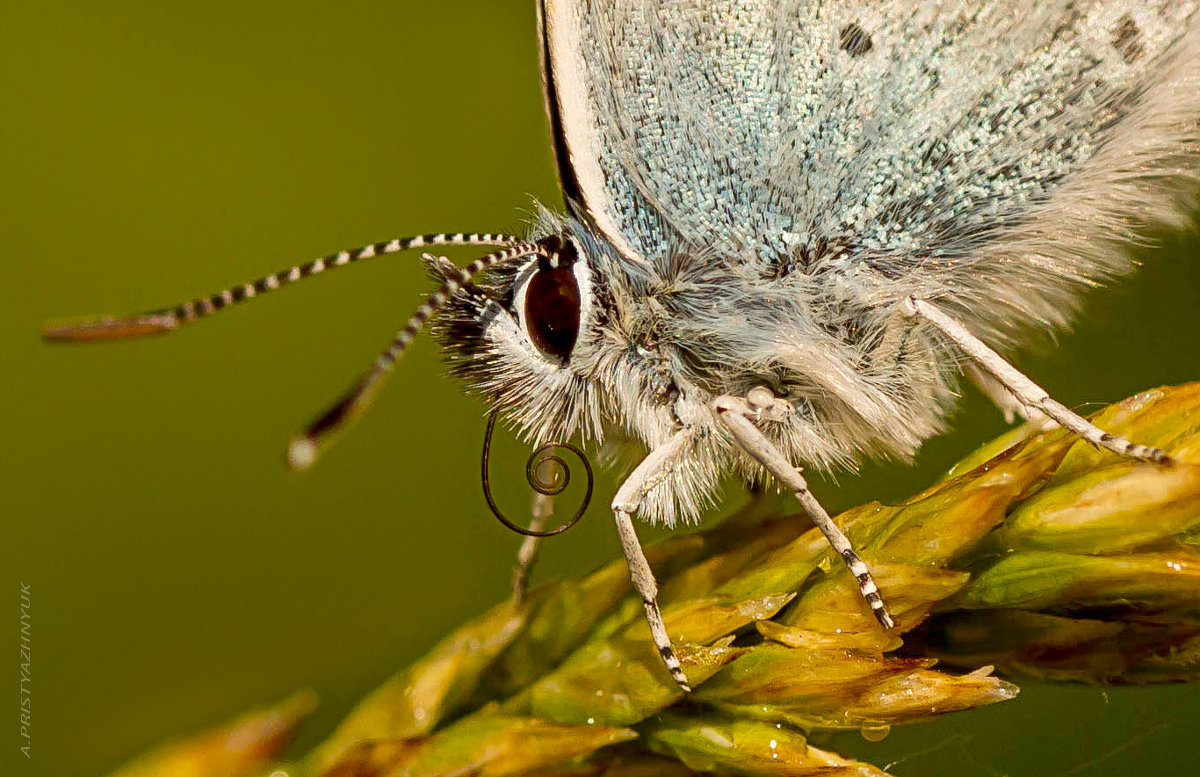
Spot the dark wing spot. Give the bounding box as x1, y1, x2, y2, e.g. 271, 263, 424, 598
839, 23, 874, 57
762, 235, 851, 279
1113, 15, 1144, 63
1050, 5, 1086, 43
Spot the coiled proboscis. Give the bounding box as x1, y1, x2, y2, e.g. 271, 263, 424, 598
480, 410, 593, 537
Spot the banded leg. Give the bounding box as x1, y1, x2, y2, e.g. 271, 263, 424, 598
714, 391, 896, 630
511, 492, 553, 606
906, 297, 1170, 464
611, 429, 695, 692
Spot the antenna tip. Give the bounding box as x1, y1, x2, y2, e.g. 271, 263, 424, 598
287, 437, 318, 471
42, 314, 178, 342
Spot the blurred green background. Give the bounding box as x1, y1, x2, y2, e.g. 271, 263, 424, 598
3, 2, 1198, 775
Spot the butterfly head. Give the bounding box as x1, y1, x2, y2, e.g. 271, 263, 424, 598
431, 217, 604, 439
429, 210, 714, 520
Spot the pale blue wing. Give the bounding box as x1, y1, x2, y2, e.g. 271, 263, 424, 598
542, 0, 1199, 282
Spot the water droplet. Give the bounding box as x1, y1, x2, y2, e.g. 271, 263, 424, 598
860, 724, 891, 742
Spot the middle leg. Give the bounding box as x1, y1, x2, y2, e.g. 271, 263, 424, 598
611, 428, 696, 692
713, 389, 896, 629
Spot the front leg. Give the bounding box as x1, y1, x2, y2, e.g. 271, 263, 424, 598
611, 429, 696, 692
510, 492, 553, 606
714, 389, 896, 630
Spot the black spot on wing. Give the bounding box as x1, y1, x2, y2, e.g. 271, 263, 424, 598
1113, 15, 1144, 63
839, 23, 873, 57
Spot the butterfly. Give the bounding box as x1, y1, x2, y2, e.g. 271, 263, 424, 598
44, 1, 1200, 692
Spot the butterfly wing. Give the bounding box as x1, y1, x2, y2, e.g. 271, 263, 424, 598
540, 0, 1199, 337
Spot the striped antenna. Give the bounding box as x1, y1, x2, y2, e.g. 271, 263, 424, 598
286, 240, 549, 470
42, 233, 521, 341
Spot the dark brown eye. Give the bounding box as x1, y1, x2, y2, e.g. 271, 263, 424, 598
524, 261, 581, 362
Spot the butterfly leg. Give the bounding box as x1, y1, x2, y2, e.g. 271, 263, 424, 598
612, 429, 696, 692
965, 363, 1049, 426
511, 492, 553, 606
906, 297, 1170, 464
713, 390, 896, 630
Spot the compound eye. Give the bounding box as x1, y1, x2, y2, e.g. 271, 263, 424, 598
523, 260, 580, 362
